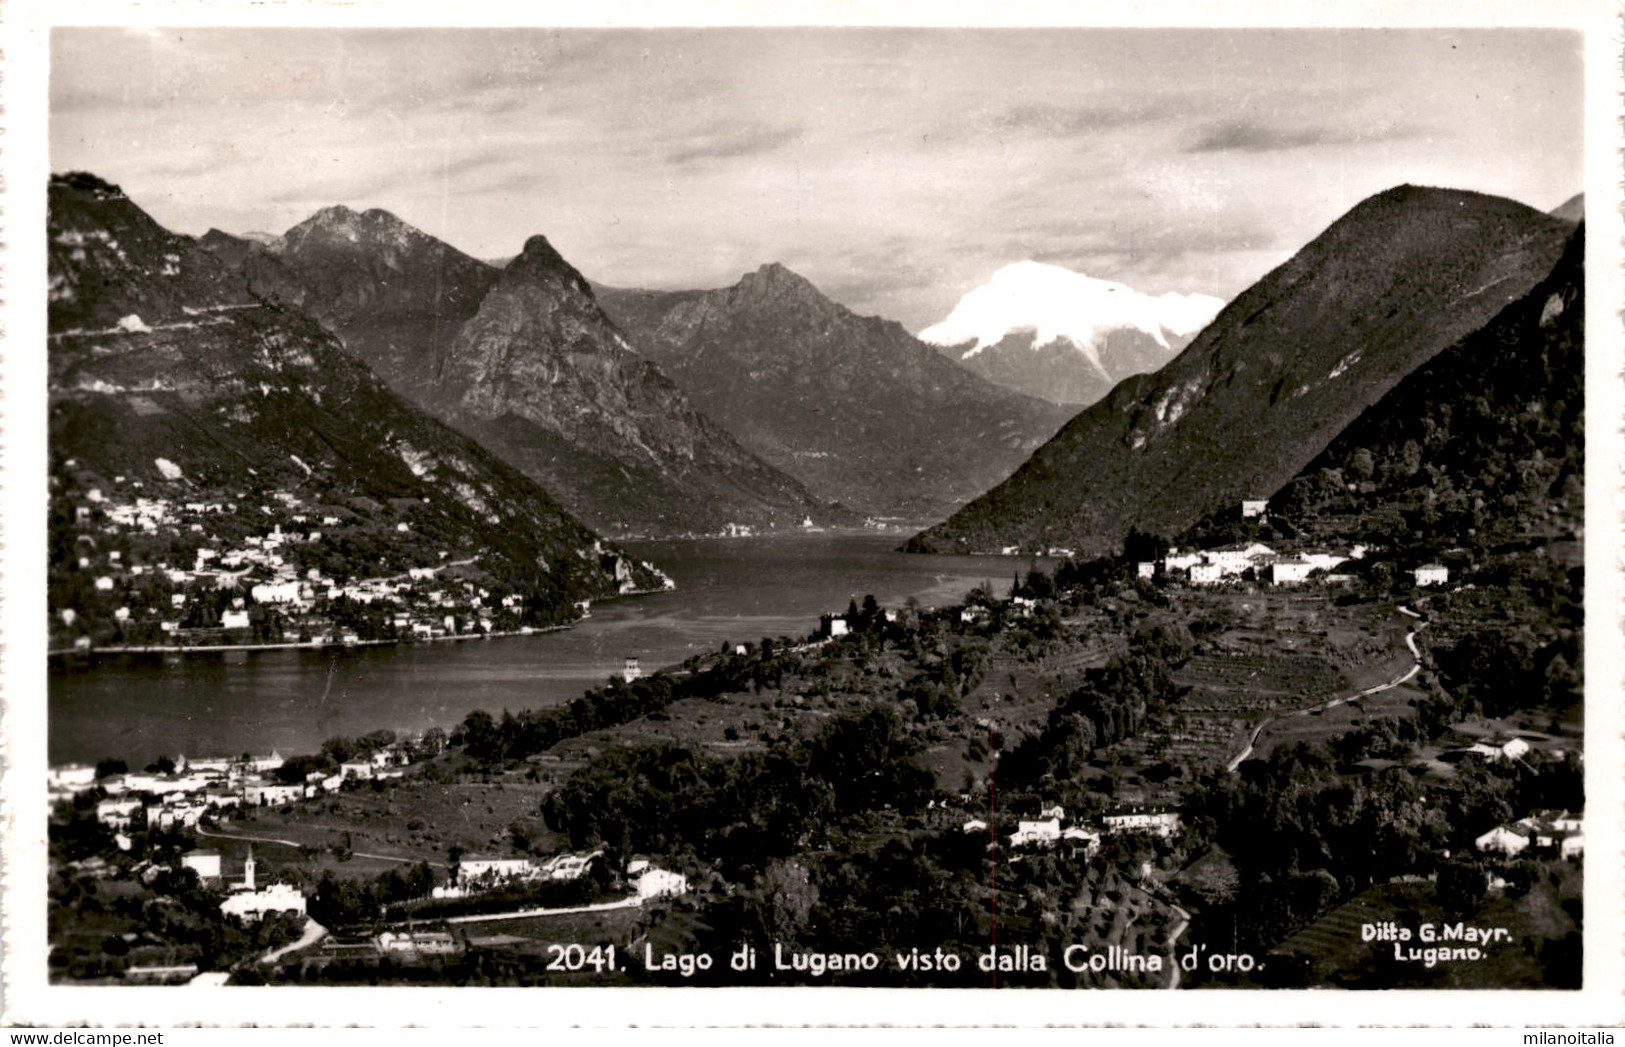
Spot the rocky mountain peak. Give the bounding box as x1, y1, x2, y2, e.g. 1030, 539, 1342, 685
734, 262, 825, 303
500, 229, 598, 294
595, 262, 1074, 518
48, 169, 255, 330
274, 204, 437, 257
51, 171, 128, 200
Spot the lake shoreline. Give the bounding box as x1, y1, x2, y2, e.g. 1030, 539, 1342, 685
49, 533, 1033, 767
47, 625, 576, 661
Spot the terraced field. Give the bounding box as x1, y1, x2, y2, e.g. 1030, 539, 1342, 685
1268, 867, 1582, 989
1102, 589, 1417, 772
1111, 651, 1353, 771
1271, 881, 1434, 981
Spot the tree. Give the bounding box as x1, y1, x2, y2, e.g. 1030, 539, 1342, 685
755, 859, 819, 941
1122, 527, 1169, 565
458, 709, 500, 761
1022, 566, 1056, 600
1435, 860, 1489, 918
276, 754, 334, 784
416, 726, 447, 759
407, 861, 435, 898
1350, 448, 1375, 481
321, 735, 358, 764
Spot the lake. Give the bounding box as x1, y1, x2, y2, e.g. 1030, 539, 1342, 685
48, 532, 1042, 767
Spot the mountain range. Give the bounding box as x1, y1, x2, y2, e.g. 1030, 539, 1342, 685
594, 267, 1075, 519
202, 211, 832, 538
47, 172, 649, 618
917, 261, 1224, 407
911, 185, 1578, 556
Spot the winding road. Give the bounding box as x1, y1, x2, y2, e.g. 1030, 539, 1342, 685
1225, 609, 1428, 773
1164, 903, 1191, 990
261, 917, 328, 964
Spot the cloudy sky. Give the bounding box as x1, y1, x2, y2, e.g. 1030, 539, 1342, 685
51, 27, 1583, 330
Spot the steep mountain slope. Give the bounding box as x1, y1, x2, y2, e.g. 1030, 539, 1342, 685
48, 172, 646, 631
595, 265, 1075, 518
433, 237, 836, 536
207, 210, 832, 537
918, 261, 1223, 406
910, 185, 1574, 556
1276, 221, 1583, 553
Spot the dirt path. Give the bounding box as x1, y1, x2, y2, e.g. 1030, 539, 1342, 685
261, 918, 328, 964
437, 896, 643, 925
1165, 903, 1191, 990
197, 825, 304, 849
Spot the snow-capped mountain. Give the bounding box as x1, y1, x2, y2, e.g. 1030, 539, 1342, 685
919, 261, 1225, 406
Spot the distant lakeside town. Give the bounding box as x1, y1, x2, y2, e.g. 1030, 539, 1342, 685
48, 462, 678, 657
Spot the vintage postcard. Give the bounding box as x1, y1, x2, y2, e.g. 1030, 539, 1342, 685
3, 0, 1621, 1029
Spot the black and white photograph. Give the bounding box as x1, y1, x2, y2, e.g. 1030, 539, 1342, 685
6, 0, 1622, 1029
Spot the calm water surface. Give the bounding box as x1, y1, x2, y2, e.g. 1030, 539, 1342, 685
49, 533, 1040, 766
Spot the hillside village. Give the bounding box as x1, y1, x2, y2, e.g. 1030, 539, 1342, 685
48, 462, 671, 653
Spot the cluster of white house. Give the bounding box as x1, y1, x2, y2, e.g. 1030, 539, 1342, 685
1134, 541, 1449, 590
1000, 545, 1077, 559
55, 471, 530, 645
1474, 809, 1584, 859
1441, 736, 1533, 763
963, 805, 1182, 855
53, 746, 413, 829
431, 852, 687, 903
821, 607, 901, 637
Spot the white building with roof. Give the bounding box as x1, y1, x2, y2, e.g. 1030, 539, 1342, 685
1414, 564, 1449, 587
49, 764, 98, 791
95, 797, 144, 829
1474, 824, 1532, 856
629, 862, 688, 900
541, 850, 603, 881
1062, 827, 1102, 856
376, 930, 459, 956
220, 883, 306, 922
243, 780, 304, 806
181, 851, 222, 880
1269, 559, 1316, 584
1009, 818, 1062, 849
457, 855, 535, 886
1102, 809, 1181, 837
1189, 563, 1223, 585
